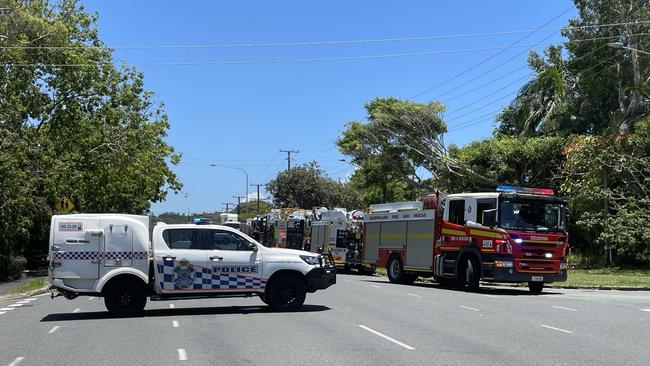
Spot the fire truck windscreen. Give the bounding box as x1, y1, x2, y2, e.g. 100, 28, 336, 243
499, 201, 566, 233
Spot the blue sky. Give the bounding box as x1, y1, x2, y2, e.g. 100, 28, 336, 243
81, 0, 576, 214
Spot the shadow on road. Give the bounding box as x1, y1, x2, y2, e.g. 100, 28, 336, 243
41, 304, 330, 322
359, 279, 563, 296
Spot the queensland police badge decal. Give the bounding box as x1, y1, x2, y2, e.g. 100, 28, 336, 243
173, 259, 196, 289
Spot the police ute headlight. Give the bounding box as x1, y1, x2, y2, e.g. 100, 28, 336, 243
300, 255, 320, 265
495, 260, 514, 268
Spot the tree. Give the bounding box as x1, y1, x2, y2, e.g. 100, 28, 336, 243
0, 0, 181, 274
266, 162, 362, 209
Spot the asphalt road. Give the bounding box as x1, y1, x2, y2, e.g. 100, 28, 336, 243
1, 274, 650, 366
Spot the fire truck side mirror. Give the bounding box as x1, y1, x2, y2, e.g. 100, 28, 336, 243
482, 209, 497, 228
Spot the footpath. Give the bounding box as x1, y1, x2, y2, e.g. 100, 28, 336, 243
0, 269, 49, 302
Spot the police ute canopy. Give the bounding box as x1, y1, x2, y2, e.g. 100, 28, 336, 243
48, 214, 336, 316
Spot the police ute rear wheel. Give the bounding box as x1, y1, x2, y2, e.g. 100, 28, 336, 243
528, 281, 544, 295
104, 280, 147, 317
268, 275, 306, 312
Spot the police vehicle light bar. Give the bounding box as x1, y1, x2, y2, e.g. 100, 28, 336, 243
496, 185, 554, 196
193, 218, 212, 225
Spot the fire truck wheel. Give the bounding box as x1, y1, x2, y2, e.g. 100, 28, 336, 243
103, 279, 147, 317
528, 281, 544, 294
387, 256, 404, 284
465, 256, 480, 291
268, 274, 306, 311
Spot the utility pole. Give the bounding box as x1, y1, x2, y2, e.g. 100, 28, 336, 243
222, 202, 235, 213
279, 149, 299, 172
233, 195, 245, 216
250, 183, 265, 215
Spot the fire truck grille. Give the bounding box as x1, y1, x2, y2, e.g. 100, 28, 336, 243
515, 259, 557, 273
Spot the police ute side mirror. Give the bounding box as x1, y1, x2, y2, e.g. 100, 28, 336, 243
482, 209, 497, 228
250, 243, 258, 252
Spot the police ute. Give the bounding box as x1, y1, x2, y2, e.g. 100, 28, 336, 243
48, 214, 336, 316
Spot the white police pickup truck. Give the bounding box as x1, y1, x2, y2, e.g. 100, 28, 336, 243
48, 214, 336, 316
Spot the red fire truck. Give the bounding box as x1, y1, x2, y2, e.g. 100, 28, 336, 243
361, 186, 569, 294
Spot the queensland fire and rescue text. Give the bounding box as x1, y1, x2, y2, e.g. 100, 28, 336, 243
361, 186, 569, 294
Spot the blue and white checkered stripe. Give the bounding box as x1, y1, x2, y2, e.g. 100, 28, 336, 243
157, 260, 267, 291
53, 251, 148, 260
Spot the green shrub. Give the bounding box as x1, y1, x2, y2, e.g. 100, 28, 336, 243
0, 256, 26, 282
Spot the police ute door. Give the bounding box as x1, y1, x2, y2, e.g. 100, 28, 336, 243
206, 229, 265, 292
154, 228, 210, 293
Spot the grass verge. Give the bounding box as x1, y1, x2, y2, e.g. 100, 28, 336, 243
549, 268, 650, 288
13, 277, 48, 294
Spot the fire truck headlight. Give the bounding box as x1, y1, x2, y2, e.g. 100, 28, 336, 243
514, 238, 523, 244
300, 255, 320, 265
494, 260, 514, 268
545, 253, 553, 258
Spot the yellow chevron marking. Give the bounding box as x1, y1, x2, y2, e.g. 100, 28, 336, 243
442, 228, 465, 236
469, 229, 504, 239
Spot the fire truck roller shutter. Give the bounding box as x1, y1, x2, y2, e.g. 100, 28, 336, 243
404, 220, 435, 269
363, 222, 380, 263
379, 221, 407, 249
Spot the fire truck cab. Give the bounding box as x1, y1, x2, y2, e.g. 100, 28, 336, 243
362, 186, 569, 294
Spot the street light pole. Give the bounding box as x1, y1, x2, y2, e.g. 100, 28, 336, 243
606, 42, 650, 55
209, 164, 249, 212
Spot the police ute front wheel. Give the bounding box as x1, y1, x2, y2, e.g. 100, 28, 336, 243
528, 281, 544, 295
268, 275, 306, 312
104, 280, 147, 316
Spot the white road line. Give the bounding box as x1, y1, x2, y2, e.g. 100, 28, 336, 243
369, 285, 381, 289
177, 349, 187, 361
0, 307, 14, 311
553, 305, 577, 312
407, 293, 422, 298
8, 357, 25, 366
73, 308, 81, 313
172, 320, 179, 328
640, 309, 650, 312
16, 300, 31, 304
24, 298, 38, 301
540, 324, 573, 334
88, 297, 95, 300
357, 325, 415, 350
36, 293, 49, 297
0, 311, 6, 315
48, 326, 60, 334
169, 303, 175, 309
460, 305, 479, 311
8, 304, 23, 307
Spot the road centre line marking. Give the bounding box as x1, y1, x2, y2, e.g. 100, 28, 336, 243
48, 326, 60, 334
0, 311, 6, 315
169, 303, 175, 309
177, 349, 187, 361
8, 357, 25, 366
8, 304, 23, 307
172, 320, 179, 328
460, 306, 479, 311
640, 309, 650, 312
553, 306, 577, 312
24, 298, 38, 301
73, 308, 81, 313
407, 293, 422, 298
369, 285, 381, 289
0, 308, 14, 311
540, 325, 573, 334
357, 325, 415, 350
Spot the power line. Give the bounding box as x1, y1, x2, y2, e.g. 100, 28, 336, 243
409, 5, 575, 100
5, 33, 649, 68
4, 20, 650, 50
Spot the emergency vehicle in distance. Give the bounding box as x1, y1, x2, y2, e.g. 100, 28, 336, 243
48, 214, 336, 316
308, 208, 367, 272
362, 186, 569, 294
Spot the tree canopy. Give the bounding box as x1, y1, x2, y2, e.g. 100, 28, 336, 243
0, 0, 181, 277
